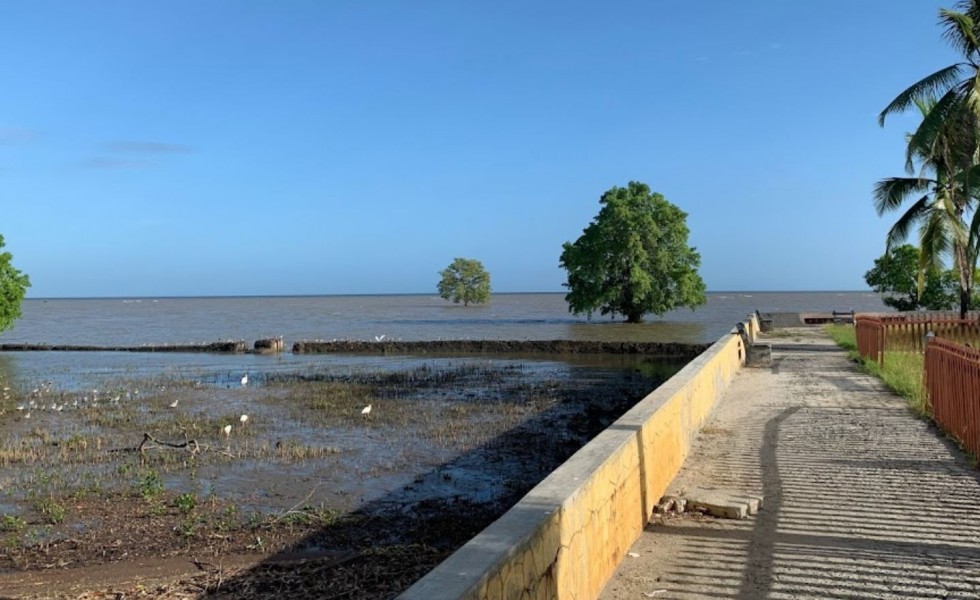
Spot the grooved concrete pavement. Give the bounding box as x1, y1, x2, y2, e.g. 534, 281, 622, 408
600, 328, 980, 600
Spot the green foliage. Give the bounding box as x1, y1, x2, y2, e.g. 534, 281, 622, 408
35, 498, 67, 524
137, 470, 164, 500
877, 3, 980, 318
864, 245, 958, 311
174, 492, 197, 514
0, 235, 30, 333
824, 324, 857, 352
825, 325, 927, 416
559, 181, 706, 323
0, 514, 26, 532
437, 258, 491, 306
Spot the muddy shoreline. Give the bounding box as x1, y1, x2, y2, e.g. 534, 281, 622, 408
0, 351, 690, 599
0, 339, 709, 357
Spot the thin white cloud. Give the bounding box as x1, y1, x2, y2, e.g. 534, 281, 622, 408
0, 127, 39, 143
81, 157, 148, 170
103, 140, 193, 154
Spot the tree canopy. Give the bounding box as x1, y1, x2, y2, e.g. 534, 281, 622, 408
0, 235, 30, 332
437, 258, 490, 306
864, 245, 958, 311
559, 181, 706, 323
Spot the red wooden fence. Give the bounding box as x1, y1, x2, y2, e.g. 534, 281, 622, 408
854, 312, 980, 365
925, 338, 980, 459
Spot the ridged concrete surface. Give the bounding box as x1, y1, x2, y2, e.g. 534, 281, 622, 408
601, 329, 980, 600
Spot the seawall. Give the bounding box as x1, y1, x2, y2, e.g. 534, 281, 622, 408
398, 323, 749, 600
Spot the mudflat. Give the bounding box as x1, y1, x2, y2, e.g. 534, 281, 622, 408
0, 352, 685, 599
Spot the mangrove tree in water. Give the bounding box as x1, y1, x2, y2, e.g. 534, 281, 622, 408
437, 257, 491, 306
560, 181, 706, 323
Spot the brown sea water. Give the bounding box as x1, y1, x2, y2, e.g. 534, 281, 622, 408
0, 292, 885, 392
3, 292, 884, 346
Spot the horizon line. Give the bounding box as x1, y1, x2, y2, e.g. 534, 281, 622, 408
24, 290, 878, 301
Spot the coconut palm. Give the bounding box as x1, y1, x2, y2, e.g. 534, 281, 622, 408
875, 97, 980, 317
878, 1, 980, 317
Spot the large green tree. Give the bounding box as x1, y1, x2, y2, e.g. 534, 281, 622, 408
437, 258, 491, 306
559, 181, 706, 323
878, 1, 980, 317
0, 235, 30, 332
864, 245, 958, 311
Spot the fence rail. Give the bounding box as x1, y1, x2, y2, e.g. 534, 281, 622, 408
925, 338, 980, 459
854, 312, 980, 365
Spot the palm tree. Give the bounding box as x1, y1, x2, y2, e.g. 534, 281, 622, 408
874, 98, 980, 317
878, 2, 980, 317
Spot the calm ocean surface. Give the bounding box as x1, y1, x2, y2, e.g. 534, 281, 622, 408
0, 292, 887, 392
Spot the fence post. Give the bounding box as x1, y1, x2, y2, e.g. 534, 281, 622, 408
923, 331, 935, 411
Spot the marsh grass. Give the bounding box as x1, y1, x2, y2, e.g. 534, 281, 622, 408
824, 325, 927, 415
0, 356, 670, 579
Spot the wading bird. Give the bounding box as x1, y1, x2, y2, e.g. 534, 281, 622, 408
361, 404, 372, 415
240, 414, 248, 425
223, 424, 232, 437
240, 373, 249, 387
168, 399, 179, 408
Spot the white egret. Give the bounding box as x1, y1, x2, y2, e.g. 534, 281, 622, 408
241, 373, 249, 387
223, 424, 232, 437
374, 335, 386, 342
168, 399, 179, 408
240, 414, 248, 425
361, 404, 372, 415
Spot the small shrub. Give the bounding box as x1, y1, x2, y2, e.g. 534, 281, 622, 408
0, 514, 26, 532
35, 499, 67, 524
137, 470, 164, 500
174, 493, 197, 514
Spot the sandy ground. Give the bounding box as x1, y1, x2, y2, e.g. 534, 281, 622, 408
601, 328, 980, 600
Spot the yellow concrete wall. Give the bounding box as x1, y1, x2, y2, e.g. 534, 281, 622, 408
398, 331, 746, 600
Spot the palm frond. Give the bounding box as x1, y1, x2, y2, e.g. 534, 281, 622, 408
905, 85, 969, 172
965, 72, 980, 119
873, 178, 932, 215
941, 8, 980, 58
879, 64, 964, 126
940, 192, 971, 245
918, 210, 954, 267
885, 194, 932, 250
968, 201, 980, 260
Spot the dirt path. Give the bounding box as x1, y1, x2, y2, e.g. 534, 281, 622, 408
601, 328, 980, 600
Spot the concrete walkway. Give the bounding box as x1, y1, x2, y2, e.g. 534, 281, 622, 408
600, 328, 980, 600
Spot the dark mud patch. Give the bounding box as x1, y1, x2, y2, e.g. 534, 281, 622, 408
0, 356, 683, 599
293, 339, 708, 356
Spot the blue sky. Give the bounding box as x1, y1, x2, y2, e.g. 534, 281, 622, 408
0, 0, 956, 297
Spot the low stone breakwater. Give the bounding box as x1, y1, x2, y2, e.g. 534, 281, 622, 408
0, 339, 708, 357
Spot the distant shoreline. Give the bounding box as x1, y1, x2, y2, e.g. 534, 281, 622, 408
23, 290, 880, 301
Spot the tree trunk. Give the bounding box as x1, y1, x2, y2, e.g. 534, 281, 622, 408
625, 312, 644, 323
